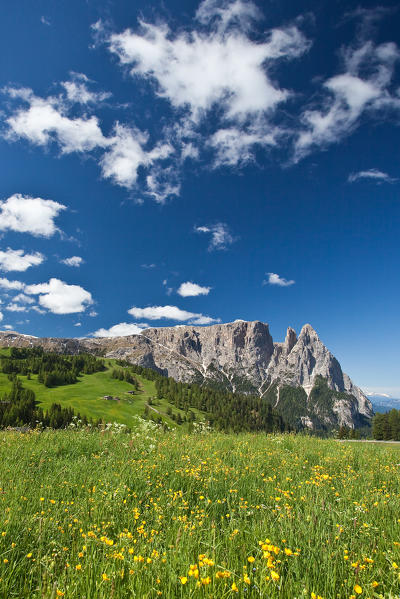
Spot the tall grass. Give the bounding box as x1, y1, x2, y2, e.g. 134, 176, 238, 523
0, 425, 399, 598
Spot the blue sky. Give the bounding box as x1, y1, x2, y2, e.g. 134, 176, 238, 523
0, 0, 399, 395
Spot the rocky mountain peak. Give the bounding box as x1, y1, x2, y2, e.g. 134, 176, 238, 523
284, 327, 297, 355
298, 323, 319, 342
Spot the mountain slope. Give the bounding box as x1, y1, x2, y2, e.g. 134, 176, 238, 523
0, 321, 373, 429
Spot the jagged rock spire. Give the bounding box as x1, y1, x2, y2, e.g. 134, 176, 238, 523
284, 327, 297, 354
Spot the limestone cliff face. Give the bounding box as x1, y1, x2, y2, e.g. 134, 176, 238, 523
266, 324, 346, 394
140, 320, 274, 389
0, 321, 373, 428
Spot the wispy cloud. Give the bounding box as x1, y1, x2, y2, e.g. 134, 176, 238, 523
61, 72, 111, 105
294, 19, 400, 161
5, 303, 30, 313
195, 223, 235, 251
162, 279, 174, 296
348, 168, 397, 183
13, 294, 35, 304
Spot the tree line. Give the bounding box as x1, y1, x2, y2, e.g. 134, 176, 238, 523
111, 368, 139, 389
0, 377, 99, 429
372, 409, 400, 441
1, 348, 105, 388
154, 376, 287, 433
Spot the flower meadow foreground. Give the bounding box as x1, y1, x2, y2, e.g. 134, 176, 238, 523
0, 423, 399, 598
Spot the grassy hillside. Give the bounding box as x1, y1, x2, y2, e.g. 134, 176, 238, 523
0, 353, 203, 428
0, 429, 399, 598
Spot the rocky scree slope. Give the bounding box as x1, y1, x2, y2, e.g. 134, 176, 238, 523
0, 321, 372, 429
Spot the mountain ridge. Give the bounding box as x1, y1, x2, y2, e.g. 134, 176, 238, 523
0, 321, 373, 429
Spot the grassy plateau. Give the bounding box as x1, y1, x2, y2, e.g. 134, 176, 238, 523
0, 428, 399, 598
0, 357, 203, 429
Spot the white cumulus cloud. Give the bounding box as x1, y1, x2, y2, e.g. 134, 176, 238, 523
6, 88, 108, 153
100, 123, 173, 190
177, 281, 211, 297
265, 272, 295, 287
128, 304, 219, 324
0, 194, 66, 237
4, 88, 178, 203
0, 277, 25, 290
189, 315, 218, 325
60, 256, 84, 267
107, 0, 309, 167
25, 278, 93, 314
0, 248, 44, 272
92, 322, 147, 337
108, 4, 308, 122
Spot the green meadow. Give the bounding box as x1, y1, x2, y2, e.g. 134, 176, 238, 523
0, 429, 399, 598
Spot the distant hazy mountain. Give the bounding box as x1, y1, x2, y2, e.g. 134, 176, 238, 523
0, 322, 373, 430
368, 394, 400, 414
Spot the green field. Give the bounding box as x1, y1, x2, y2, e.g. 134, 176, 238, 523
0, 429, 400, 598
0, 357, 203, 428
